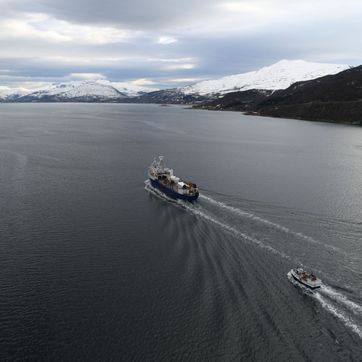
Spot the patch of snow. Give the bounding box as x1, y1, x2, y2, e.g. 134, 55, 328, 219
1, 79, 159, 101
182, 60, 350, 95
111, 81, 158, 97
27, 80, 127, 99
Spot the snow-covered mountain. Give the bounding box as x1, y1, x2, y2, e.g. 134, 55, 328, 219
1, 80, 152, 102
0, 87, 28, 101
182, 60, 350, 96
17, 80, 129, 102
0, 60, 351, 103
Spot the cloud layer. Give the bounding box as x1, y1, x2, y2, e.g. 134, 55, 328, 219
0, 0, 361, 91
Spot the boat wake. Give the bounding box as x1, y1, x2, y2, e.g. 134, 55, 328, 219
319, 285, 362, 315
287, 271, 362, 339
145, 180, 291, 260
146, 182, 340, 265
180, 199, 291, 260
199, 194, 342, 254
146, 182, 362, 339
314, 293, 362, 339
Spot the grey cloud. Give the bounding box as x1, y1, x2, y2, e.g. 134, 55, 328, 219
1, 0, 221, 29
0, 0, 361, 89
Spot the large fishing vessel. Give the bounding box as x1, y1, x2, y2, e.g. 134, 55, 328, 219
147, 156, 199, 201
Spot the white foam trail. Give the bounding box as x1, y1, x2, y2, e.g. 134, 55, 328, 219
200, 194, 342, 254
179, 201, 291, 260
145, 181, 290, 260
287, 271, 362, 339
314, 292, 362, 339
320, 286, 362, 315
150, 186, 362, 339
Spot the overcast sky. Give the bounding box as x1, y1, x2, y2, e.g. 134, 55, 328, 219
0, 0, 361, 91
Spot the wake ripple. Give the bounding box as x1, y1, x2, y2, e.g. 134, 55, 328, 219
319, 286, 362, 315
314, 293, 362, 339
145, 181, 290, 260
147, 184, 362, 339
200, 194, 342, 254
287, 272, 362, 339
180, 201, 291, 260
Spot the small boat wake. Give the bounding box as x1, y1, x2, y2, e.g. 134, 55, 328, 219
146, 182, 362, 339
319, 285, 362, 315
287, 271, 362, 339
314, 292, 362, 339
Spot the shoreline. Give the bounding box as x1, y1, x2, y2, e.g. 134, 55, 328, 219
191, 104, 362, 127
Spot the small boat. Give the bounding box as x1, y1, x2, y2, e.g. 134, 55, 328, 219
148, 156, 199, 202
289, 268, 321, 290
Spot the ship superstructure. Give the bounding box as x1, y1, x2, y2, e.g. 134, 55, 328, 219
148, 156, 199, 201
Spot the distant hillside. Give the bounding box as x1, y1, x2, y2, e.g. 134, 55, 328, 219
131, 88, 209, 104
256, 65, 362, 125
194, 89, 273, 111
134, 60, 349, 105
0, 60, 350, 104
196, 65, 362, 125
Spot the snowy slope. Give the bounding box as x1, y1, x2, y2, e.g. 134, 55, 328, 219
23, 80, 127, 101
111, 82, 152, 97
1, 79, 155, 101
182, 60, 350, 95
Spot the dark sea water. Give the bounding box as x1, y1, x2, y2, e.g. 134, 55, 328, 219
0, 103, 361, 361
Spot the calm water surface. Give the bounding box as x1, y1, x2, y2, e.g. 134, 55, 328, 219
0, 103, 361, 360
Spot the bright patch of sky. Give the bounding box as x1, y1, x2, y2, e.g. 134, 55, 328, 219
158, 36, 177, 45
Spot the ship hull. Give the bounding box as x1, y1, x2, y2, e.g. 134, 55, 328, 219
291, 270, 321, 290
150, 179, 199, 202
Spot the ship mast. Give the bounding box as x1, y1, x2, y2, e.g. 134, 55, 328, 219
158, 156, 165, 172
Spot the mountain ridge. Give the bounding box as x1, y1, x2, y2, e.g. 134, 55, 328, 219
182, 59, 350, 95
0, 60, 351, 103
